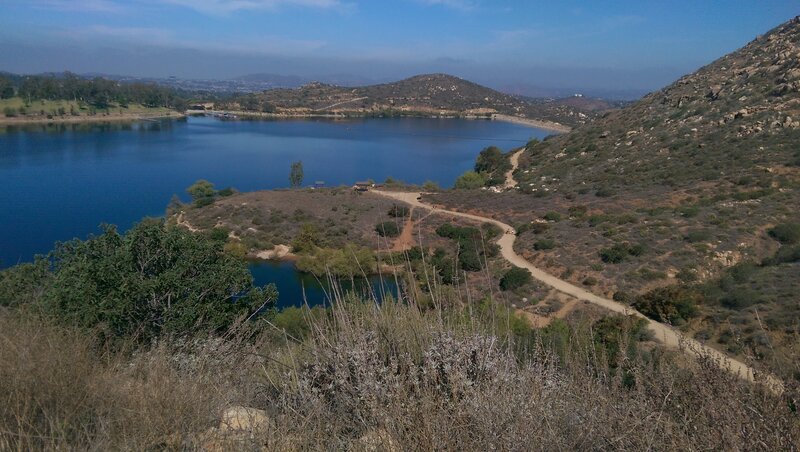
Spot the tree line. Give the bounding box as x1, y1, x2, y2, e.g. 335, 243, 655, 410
0, 72, 188, 110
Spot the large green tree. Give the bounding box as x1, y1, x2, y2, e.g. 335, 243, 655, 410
0, 219, 277, 342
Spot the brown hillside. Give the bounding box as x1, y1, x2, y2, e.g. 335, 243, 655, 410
431, 17, 800, 380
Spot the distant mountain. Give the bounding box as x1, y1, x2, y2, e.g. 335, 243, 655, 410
219, 73, 605, 128
233, 73, 309, 88
233, 73, 384, 88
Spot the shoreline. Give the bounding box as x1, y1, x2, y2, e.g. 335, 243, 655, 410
0, 112, 185, 127
490, 114, 572, 133
193, 109, 571, 133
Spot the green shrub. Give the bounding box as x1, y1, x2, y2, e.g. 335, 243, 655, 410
422, 180, 440, 191
436, 223, 488, 272
677, 205, 700, 218
599, 244, 629, 263
454, 171, 486, 189
582, 276, 598, 286
296, 245, 376, 278
530, 223, 550, 234
720, 290, 761, 310
533, 239, 556, 251
595, 187, 615, 197
193, 196, 215, 208
763, 245, 800, 265
499, 267, 532, 291
676, 268, 698, 282
388, 205, 410, 218
685, 230, 712, 243
628, 244, 646, 256
568, 206, 588, 218
375, 221, 401, 238
768, 222, 800, 244
292, 223, 319, 253
588, 214, 610, 227
543, 211, 562, 222
217, 187, 237, 197
613, 291, 632, 304
633, 286, 701, 324
474, 146, 510, 174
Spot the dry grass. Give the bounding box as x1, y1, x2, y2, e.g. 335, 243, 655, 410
2, 291, 798, 450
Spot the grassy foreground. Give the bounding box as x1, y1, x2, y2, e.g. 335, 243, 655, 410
1, 293, 797, 450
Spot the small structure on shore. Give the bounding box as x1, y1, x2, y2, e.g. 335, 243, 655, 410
353, 181, 373, 192
314, 181, 326, 188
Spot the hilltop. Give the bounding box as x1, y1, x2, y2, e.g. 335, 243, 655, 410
430, 17, 800, 380
217, 73, 605, 129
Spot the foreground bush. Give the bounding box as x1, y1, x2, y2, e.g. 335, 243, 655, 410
1, 298, 795, 450
0, 219, 276, 343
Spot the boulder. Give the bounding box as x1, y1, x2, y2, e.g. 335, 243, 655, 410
220, 406, 271, 432
707, 85, 723, 100
359, 429, 400, 452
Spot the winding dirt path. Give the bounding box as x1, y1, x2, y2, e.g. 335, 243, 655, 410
504, 148, 524, 189
372, 190, 782, 391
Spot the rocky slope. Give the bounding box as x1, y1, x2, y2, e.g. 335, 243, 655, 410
431, 17, 800, 380
517, 17, 800, 193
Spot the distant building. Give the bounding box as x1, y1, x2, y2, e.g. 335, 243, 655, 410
353, 181, 372, 192
314, 181, 326, 188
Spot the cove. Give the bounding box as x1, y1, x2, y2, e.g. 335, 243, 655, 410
249, 259, 399, 308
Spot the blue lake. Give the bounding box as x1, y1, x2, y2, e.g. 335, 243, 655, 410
0, 116, 547, 304
249, 259, 400, 309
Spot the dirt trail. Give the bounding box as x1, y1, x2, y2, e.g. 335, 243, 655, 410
517, 293, 579, 328
371, 190, 782, 391
504, 148, 524, 189
391, 208, 416, 252
315, 97, 369, 112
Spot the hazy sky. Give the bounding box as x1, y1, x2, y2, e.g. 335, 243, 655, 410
0, 0, 795, 94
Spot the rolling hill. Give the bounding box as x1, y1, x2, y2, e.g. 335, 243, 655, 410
217, 73, 606, 129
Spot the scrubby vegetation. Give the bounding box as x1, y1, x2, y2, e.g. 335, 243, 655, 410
1, 292, 797, 449
499, 267, 532, 291
426, 17, 800, 383
436, 222, 500, 272
375, 220, 401, 237
296, 245, 377, 278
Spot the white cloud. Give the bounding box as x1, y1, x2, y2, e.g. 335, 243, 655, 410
56, 24, 327, 55
159, 0, 346, 14
24, 0, 349, 14
416, 0, 477, 11
26, 0, 126, 12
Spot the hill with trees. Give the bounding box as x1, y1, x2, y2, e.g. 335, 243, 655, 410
0, 72, 189, 122
216, 73, 606, 129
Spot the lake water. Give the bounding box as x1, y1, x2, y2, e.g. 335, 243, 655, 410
249, 260, 400, 309
0, 116, 547, 304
